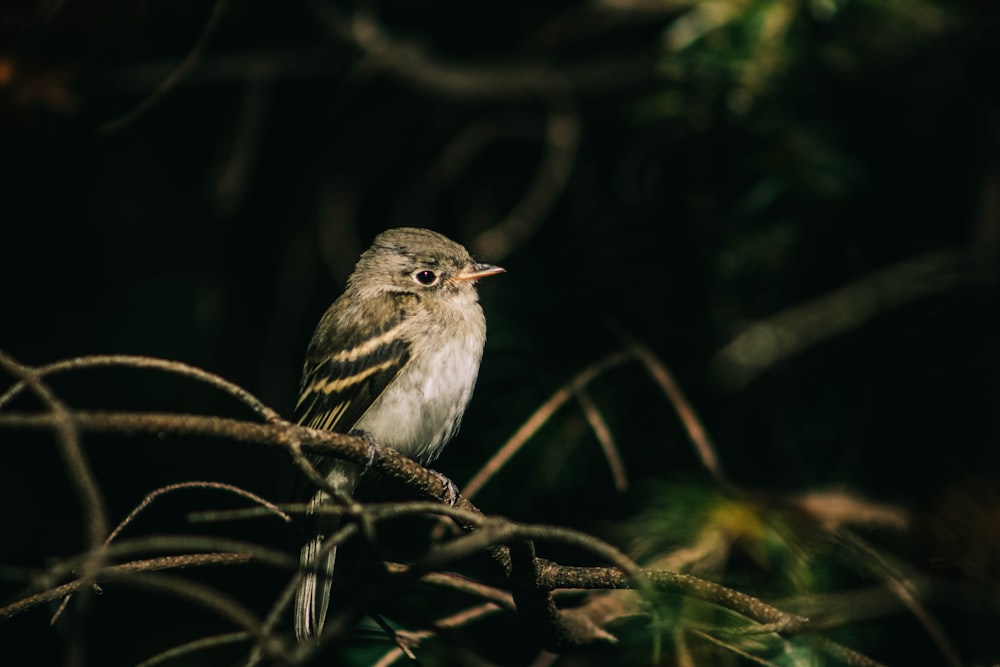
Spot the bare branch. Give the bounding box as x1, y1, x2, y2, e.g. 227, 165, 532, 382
108, 481, 291, 545
461, 349, 633, 501
0, 354, 280, 421
372, 603, 506, 667
711, 251, 979, 390
622, 335, 726, 485
573, 387, 628, 493
47, 480, 291, 623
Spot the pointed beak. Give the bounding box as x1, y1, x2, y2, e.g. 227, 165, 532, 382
454, 262, 506, 282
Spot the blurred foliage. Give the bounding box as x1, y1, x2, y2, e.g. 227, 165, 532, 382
2, 0, 1000, 665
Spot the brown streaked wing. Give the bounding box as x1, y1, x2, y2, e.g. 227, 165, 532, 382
294, 335, 411, 434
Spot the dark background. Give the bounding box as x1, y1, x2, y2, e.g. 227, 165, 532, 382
2, 1, 999, 665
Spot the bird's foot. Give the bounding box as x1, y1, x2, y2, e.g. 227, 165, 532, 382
350, 429, 383, 476
428, 469, 460, 506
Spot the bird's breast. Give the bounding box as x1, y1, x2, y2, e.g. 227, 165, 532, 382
353, 317, 486, 463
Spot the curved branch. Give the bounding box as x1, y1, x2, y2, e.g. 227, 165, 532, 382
0, 405, 834, 651
305, 0, 658, 99
471, 88, 580, 261
0, 552, 251, 620
99, 0, 231, 135
0, 354, 280, 421
107, 481, 291, 545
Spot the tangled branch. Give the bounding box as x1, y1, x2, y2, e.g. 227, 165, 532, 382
0, 352, 916, 665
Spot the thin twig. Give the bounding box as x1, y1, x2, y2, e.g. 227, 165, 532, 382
689, 627, 782, 666
370, 613, 419, 662
108, 481, 291, 544
573, 387, 628, 492
136, 631, 252, 667
99, 0, 231, 135
32, 533, 294, 589
461, 349, 633, 500
49, 480, 291, 623
372, 603, 505, 667
622, 335, 727, 485
838, 530, 962, 667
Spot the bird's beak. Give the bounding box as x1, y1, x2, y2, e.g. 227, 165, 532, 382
454, 263, 506, 282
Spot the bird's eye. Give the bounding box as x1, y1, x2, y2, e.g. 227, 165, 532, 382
413, 269, 438, 286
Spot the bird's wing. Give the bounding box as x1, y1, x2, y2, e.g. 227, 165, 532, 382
292, 308, 413, 642
294, 322, 412, 434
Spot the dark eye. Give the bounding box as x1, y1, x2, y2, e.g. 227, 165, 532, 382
413, 269, 438, 286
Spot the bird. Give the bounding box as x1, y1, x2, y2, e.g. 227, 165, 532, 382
293, 227, 504, 641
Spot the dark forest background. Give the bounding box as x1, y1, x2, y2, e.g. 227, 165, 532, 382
2, 1, 1000, 665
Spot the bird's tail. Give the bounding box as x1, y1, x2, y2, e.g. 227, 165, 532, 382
294, 463, 359, 642
295, 522, 338, 641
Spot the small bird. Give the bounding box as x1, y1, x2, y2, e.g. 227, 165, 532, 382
293, 227, 504, 641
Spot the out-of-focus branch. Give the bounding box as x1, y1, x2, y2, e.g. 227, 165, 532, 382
305, 0, 659, 99
461, 350, 634, 501
471, 89, 579, 262
136, 632, 252, 667
837, 530, 963, 667
574, 387, 628, 492
461, 340, 722, 501
308, 2, 587, 263
99, 0, 231, 134
711, 250, 983, 390
623, 335, 726, 484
